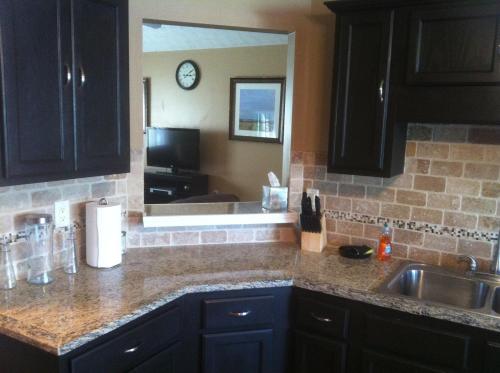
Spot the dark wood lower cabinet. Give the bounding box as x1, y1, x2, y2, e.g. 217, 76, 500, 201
130, 342, 181, 373
293, 330, 347, 373
202, 330, 273, 373
2, 287, 500, 373
362, 350, 450, 373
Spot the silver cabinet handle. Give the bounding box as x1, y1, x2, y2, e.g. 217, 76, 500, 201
64, 64, 72, 85
228, 310, 251, 317
79, 66, 86, 87
124, 345, 140, 353
379, 79, 385, 103
310, 312, 333, 323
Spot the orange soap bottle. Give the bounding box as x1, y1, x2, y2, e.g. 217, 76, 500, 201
377, 223, 392, 261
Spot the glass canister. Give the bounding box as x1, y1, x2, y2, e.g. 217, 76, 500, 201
0, 240, 16, 290
25, 214, 54, 285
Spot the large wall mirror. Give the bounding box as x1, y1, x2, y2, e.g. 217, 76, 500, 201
141, 21, 295, 226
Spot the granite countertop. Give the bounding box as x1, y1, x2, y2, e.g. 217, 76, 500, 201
0, 243, 499, 356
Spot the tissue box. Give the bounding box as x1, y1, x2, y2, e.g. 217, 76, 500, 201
262, 186, 288, 211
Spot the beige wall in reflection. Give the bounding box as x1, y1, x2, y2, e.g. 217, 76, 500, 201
130, 0, 336, 155
143, 46, 286, 200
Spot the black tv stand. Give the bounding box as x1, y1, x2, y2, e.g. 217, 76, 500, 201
144, 170, 208, 204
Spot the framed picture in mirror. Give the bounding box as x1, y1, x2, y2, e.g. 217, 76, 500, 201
229, 77, 285, 144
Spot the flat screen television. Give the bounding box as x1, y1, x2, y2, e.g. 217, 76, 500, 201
147, 127, 200, 171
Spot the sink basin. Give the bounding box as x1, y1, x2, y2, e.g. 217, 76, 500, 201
379, 263, 490, 309
493, 288, 500, 314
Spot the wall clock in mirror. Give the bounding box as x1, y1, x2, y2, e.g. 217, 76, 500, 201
176, 60, 200, 90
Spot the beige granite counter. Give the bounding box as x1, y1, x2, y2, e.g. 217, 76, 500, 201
0, 243, 499, 356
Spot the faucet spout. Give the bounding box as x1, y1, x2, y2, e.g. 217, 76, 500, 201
491, 229, 500, 275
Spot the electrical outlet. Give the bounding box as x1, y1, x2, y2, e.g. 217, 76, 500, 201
54, 200, 70, 228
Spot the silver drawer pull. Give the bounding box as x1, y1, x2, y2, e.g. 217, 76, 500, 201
124, 345, 140, 353
228, 310, 251, 317
311, 312, 333, 323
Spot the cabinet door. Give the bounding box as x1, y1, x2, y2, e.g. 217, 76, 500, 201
293, 330, 346, 373
484, 341, 500, 373
407, 3, 500, 85
129, 342, 181, 373
362, 350, 449, 373
72, 0, 129, 175
202, 329, 273, 373
0, 0, 74, 180
328, 10, 394, 176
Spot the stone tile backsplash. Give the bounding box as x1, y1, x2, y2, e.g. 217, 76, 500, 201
290, 124, 500, 270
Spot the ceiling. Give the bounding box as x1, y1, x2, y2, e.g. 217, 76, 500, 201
143, 23, 289, 53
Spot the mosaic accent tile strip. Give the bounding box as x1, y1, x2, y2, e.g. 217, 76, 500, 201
325, 210, 499, 243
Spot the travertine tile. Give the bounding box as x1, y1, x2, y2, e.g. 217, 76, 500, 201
411, 207, 443, 224
468, 127, 500, 145
352, 200, 380, 215
409, 247, 440, 265
325, 196, 352, 212
405, 141, 416, 157
201, 231, 228, 244
383, 174, 413, 189
433, 126, 468, 143
393, 229, 424, 246
427, 193, 460, 210
255, 229, 280, 242
326, 233, 350, 247
336, 221, 363, 236
481, 182, 500, 198
414, 175, 446, 192
381, 204, 411, 219
366, 187, 395, 202
443, 212, 477, 229
478, 216, 500, 232
353, 176, 383, 186
457, 239, 492, 259
227, 229, 254, 243
172, 232, 200, 245
408, 124, 433, 141
0, 192, 30, 213
91, 181, 117, 198
446, 178, 480, 196
430, 160, 463, 177
462, 197, 496, 215
416, 143, 449, 159
450, 144, 484, 161
423, 234, 457, 253
312, 180, 338, 195
405, 158, 430, 174
464, 163, 499, 180
396, 190, 426, 206
339, 184, 365, 198
32, 189, 61, 208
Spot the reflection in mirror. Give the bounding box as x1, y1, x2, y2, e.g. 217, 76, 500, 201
142, 22, 292, 207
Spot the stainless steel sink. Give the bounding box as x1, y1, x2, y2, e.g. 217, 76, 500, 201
379, 263, 490, 310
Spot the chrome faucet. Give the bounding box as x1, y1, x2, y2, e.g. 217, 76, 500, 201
458, 255, 478, 272
491, 229, 500, 275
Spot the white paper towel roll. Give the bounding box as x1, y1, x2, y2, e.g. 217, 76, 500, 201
86, 200, 122, 268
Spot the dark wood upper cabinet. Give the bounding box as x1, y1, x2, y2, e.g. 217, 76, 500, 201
327, 7, 406, 177
326, 0, 500, 177
0, 0, 129, 186
407, 3, 500, 86
73, 0, 129, 174
0, 0, 75, 180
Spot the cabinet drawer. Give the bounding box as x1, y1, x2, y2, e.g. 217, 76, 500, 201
364, 314, 471, 371
296, 296, 349, 339
203, 295, 274, 330
71, 306, 182, 373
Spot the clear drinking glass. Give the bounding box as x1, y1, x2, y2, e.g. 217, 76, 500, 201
0, 242, 16, 290
25, 214, 54, 285
63, 227, 78, 274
